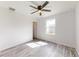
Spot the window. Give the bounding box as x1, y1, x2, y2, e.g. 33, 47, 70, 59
46, 18, 56, 35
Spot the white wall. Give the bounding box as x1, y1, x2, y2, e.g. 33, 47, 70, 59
0, 7, 33, 51
37, 9, 76, 48
76, 3, 79, 55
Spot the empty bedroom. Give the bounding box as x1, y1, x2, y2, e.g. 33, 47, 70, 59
0, 0, 79, 57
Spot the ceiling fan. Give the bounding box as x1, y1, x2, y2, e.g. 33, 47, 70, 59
30, 1, 51, 16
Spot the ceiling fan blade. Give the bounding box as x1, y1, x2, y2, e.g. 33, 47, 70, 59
41, 1, 49, 9
31, 10, 38, 14
30, 5, 37, 9
42, 9, 51, 12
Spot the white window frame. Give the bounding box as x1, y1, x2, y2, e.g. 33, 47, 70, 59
46, 18, 56, 35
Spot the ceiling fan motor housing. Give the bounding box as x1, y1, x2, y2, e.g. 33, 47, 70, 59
38, 5, 42, 10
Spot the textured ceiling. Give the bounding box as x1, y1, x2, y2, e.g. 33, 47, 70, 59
0, 1, 77, 17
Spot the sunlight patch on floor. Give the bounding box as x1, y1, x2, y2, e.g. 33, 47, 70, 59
36, 41, 48, 45
26, 41, 48, 48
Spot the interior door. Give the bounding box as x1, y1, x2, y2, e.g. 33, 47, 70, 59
33, 22, 37, 39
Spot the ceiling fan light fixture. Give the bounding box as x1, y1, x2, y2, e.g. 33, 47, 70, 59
38, 10, 41, 13
38, 10, 42, 16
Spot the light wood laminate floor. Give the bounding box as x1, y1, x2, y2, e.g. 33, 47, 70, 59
0, 39, 78, 57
